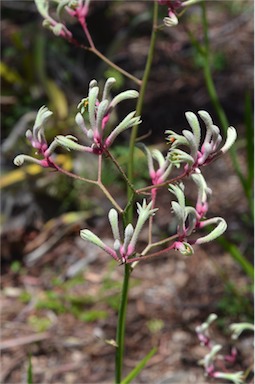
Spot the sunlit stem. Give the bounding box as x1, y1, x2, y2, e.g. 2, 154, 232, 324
127, 243, 176, 265
90, 47, 142, 86
53, 162, 98, 185
142, 233, 179, 256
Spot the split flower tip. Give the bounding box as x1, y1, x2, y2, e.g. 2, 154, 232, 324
13, 154, 43, 167
163, 13, 178, 27
213, 371, 245, 384
13, 154, 25, 166
229, 322, 255, 340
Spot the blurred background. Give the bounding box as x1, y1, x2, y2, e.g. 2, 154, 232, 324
1, 1, 254, 383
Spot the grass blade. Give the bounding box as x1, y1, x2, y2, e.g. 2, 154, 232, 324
120, 347, 157, 384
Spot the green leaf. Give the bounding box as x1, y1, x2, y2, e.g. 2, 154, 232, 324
120, 347, 157, 384
27, 354, 33, 384
217, 236, 254, 281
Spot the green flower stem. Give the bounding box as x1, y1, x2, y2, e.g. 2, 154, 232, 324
200, 2, 253, 213
115, 263, 131, 384
127, 0, 159, 219
115, 3, 159, 382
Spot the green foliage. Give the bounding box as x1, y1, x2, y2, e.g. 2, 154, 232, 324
79, 310, 108, 323
10, 260, 22, 273
28, 315, 52, 332
27, 354, 33, 384
146, 319, 164, 334
104, 69, 124, 90
19, 291, 32, 304
217, 282, 254, 323
217, 236, 254, 281
120, 347, 157, 384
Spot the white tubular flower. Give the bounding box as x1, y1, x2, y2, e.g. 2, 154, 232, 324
13, 105, 61, 170
80, 229, 119, 261
196, 313, 218, 335
213, 371, 245, 384
27, 105, 53, 150
122, 224, 134, 255
129, 200, 158, 250
169, 183, 198, 237
109, 90, 139, 109
81, 202, 157, 264
199, 344, 222, 370
229, 322, 254, 340
196, 217, 227, 244
13, 154, 44, 167
55, 135, 93, 153
74, 78, 140, 154
140, 144, 172, 185
163, 13, 178, 27
108, 209, 120, 241
185, 111, 201, 149
105, 112, 141, 147
102, 77, 116, 101
191, 172, 212, 218
220, 127, 238, 154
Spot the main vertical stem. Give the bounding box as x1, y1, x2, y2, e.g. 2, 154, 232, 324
115, 264, 131, 383
115, 2, 159, 383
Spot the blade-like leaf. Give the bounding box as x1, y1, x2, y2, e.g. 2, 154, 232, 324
120, 347, 157, 384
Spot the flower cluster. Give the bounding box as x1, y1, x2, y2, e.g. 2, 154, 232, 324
169, 173, 227, 255
13, 106, 58, 169
158, 0, 202, 27
80, 200, 158, 263
166, 110, 237, 172
142, 144, 172, 186
34, 0, 72, 39
34, 0, 91, 39
57, 78, 141, 155
13, 78, 140, 168
196, 314, 248, 384
158, 0, 182, 26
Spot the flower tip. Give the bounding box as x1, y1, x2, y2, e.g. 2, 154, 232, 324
163, 13, 178, 27
221, 126, 237, 153
75, 112, 84, 126
13, 154, 25, 166
106, 77, 116, 85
